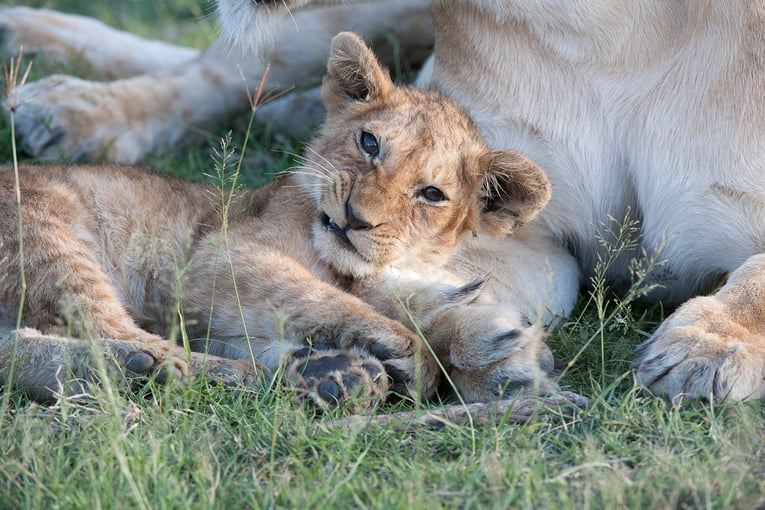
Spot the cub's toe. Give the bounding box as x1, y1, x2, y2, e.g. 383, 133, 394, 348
124, 351, 155, 373
110, 339, 189, 384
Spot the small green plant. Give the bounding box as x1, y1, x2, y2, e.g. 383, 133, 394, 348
1, 47, 32, 422
558, 212, 667, 386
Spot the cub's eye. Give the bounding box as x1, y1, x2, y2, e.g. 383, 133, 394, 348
419, 186, 447, 203
359, 131, 380, 157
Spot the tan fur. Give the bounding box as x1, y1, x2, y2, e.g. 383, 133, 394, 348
215, 0, 765, 403
0, 33, 553, 405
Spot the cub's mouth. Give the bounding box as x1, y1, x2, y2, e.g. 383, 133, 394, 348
320, 212, 357, 253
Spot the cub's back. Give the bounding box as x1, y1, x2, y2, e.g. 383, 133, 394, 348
0, 165, 236, 250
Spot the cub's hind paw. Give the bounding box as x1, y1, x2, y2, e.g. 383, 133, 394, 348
286, 348, 389, 412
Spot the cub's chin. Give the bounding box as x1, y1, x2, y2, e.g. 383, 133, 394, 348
311, 217, 379, 279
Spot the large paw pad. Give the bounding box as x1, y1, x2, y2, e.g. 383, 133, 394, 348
286, 349, 389, 411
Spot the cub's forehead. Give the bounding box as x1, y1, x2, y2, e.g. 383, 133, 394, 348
364, 97, 484, 152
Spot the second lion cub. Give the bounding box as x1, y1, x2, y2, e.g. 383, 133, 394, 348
0, 33, 552, 406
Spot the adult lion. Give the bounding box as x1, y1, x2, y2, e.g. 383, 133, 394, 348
216, 0, 765, 402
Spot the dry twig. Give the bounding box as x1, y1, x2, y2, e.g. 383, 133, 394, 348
316, 391, 589, 432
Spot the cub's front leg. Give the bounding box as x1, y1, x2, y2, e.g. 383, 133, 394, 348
186, 245, 440, 409
427, 303, 559, 402
636, 253, 765, 402
354, 274, 558, 403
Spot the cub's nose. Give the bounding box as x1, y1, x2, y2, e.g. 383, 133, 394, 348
345, 202, 373, 231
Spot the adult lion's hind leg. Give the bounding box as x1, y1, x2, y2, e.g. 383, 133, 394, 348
636, 253, 765, 402
0, 6, 200, 79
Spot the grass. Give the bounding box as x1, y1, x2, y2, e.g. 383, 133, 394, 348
1, 2, 765, 509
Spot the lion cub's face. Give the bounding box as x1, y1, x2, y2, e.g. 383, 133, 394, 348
298, 33, 551, 278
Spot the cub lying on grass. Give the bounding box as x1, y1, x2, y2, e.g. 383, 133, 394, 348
0, 33, 553, 407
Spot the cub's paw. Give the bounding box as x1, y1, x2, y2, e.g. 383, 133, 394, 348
10, 75, 151, 163
107, 338, 189, 384
635, 295, 765, 402
0, 329, 189, 401
451, 342, 559, 403
286, 348, 389, 412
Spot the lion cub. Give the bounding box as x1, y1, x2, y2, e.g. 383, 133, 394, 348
0, 33, 552, 406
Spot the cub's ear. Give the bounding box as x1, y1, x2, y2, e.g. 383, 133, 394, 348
479, 150, 551, 236
322, 31, 393, 112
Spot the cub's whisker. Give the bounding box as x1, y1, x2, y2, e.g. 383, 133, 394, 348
304, 146, 337, 173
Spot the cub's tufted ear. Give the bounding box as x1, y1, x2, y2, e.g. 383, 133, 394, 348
322, 32, 393, 112
479, 150, 551, 236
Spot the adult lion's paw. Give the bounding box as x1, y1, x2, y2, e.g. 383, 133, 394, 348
635, 294, 765, 402
286, 348, 389, 412
10, 75, 156, 163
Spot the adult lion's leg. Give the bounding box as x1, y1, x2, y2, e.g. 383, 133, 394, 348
636, 253, 765, 402
0, 6, 200, 79
11, 55, 248, 163
4, 2, 432, 163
